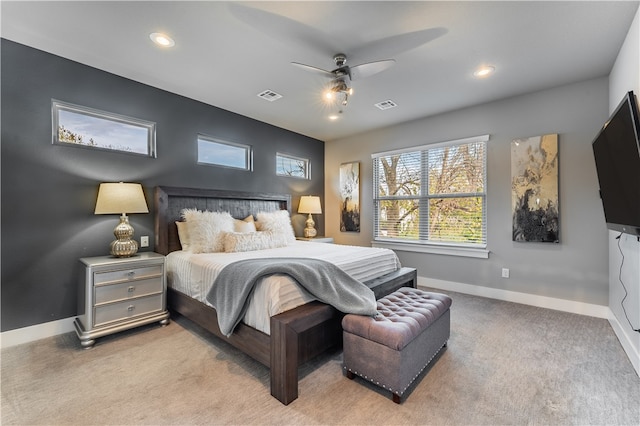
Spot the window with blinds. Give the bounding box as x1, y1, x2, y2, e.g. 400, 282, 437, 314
372, 135, 488, 248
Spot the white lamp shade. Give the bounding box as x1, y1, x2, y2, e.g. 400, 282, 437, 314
298, 196, 322, 214
94, 182, 149, 215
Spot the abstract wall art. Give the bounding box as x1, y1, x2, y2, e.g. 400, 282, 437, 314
340, 161, 360, 232
511, 134, 559, 242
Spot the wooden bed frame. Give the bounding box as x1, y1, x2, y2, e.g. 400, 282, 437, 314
154, 186, 417, 405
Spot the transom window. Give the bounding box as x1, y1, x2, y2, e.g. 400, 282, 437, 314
276, 152, 310, 179
197, 135, 252, 170
372, 135, 488, 248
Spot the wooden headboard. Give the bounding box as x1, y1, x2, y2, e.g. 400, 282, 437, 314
154, 186, 291, 255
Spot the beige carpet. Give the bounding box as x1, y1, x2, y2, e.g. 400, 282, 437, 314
2, 290, 639, 425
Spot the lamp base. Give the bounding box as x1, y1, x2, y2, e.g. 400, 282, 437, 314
303, 213, 317, 238
110, 214, 139, 257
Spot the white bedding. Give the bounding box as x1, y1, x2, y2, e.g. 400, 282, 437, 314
165, 241, 400, 334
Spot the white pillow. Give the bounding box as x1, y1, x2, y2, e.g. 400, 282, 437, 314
255, 210, 296, 244
181, 209, 234, 253
175, 221, 190, 251
224, 231, 289, 253
234, 216, 257, 233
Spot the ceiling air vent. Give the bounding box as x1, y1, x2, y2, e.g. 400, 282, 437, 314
374, 100, 398, 110
257, 90, 283, 102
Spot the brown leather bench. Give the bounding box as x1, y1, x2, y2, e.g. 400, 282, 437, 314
342, 287, 452, 403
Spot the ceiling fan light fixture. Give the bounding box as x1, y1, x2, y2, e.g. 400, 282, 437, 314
323, 79, 353, 105
324, 90, 335, 101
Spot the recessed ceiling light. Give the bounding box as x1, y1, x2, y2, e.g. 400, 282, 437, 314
474, 65, 495, 78
150, 32, 175, 47
328, 110, 344, 120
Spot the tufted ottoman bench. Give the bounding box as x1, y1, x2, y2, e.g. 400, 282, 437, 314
342, 287, 452, 403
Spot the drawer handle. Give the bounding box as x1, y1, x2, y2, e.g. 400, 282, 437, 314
127, 305, 135, 312
127, 286, 136, 293
126, 271, 136, 279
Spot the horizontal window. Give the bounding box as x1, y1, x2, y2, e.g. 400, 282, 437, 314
276, 152, 310, 179
197, 135, 252, 170
373, 135, 489, 249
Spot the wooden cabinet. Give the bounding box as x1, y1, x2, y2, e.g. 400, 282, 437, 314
74, 252, 169, 348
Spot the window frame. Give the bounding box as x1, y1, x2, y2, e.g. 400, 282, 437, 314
52, 99, 156, 157
197, 134, 252, 171
372, 135, 490, 258
276, 152, 311, 179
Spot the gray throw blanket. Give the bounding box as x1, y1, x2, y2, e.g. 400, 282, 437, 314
205, 257, 378, 337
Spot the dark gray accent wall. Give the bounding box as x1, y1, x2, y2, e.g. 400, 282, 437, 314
1, 39, 325, 332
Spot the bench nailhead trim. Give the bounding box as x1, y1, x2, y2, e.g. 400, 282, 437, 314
344, 340, 447, 396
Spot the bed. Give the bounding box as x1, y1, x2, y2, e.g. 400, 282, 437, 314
154, 186, 417, 405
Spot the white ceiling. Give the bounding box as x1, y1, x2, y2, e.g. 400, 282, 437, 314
2, 1, 638, 142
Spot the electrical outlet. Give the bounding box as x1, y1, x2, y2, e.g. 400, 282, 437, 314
140, 236, 149, 248
501, 268, 510, 278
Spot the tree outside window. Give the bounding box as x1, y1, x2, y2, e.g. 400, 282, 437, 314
276, 153, 310, 179
373, 136, 488, 247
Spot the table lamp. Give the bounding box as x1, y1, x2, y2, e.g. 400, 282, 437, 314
298, 195, 322, 238
95, 182, 149, 257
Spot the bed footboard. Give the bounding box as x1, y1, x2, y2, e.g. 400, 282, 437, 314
167, 266, 417, 405
270, 302, 342, 404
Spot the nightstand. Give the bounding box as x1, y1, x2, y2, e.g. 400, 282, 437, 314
296, 236, 334, 243
74, 252, 169, 348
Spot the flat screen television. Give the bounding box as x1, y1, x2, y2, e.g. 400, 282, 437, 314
591, 90, 640, 237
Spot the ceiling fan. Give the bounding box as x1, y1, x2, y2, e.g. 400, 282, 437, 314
292, 53, 395, 106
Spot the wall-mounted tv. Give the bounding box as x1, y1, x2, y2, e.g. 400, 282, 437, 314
591, 91, 640, 237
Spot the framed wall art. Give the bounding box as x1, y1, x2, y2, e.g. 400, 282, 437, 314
340, 161, 360, 232
511, 133, 559, 243
52, 99, 156, 157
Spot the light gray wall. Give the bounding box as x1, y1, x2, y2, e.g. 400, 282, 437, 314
608, 7, 640, 369
325, 77, 610, 306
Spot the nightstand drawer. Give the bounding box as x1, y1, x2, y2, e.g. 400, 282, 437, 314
94, 293, 164, 327
94, 265, 163, 285
94, 277, 163, 305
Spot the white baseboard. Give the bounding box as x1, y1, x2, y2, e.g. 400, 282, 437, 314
1, 317, 75, 349
417, 276, 610, 318
418, 276, 640, 376
4, 279, 637, 378
607, 310, 640, 377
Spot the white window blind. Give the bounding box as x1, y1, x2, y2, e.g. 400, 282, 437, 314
372, 135, 488, 248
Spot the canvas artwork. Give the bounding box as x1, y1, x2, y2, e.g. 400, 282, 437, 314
511, 134, 559, 242
340, 161, 360, 232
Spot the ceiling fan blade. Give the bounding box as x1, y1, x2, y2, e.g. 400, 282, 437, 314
291, 62, 335, 78
349, 59, 396, 80
350, 28, 448, 64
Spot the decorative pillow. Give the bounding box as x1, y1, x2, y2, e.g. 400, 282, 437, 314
223, 231, 289, 253
234, 216, 257, 233
181, 209, 234, 253
255, 210, 296, 244
175, 221, 190, 251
